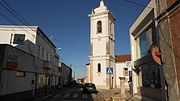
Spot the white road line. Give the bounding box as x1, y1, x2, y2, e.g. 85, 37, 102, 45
42, 94, 53, 99
53, 93, 62, 98
82, 94, 88, 99
63, 93, 70, 98
72, 93, 78, 98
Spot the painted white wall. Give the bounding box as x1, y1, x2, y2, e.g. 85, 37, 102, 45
0, 26, 37, 56
36, 32, 55, 62
1, 70, 35, 95
88, 0, 116, 89
0, 25, 60, 95
115, 62, 131, 89
0, 25, 58, 66
129, 0, 157, 94
86, 64, 90, 83
92, 59, 106, 86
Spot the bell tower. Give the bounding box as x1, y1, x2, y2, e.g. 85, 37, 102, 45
88, 0, 116, 89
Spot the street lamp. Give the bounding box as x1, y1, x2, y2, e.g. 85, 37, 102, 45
57, 48, 62, 51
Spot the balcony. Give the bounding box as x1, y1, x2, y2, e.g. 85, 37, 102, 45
43, 61, 53, 69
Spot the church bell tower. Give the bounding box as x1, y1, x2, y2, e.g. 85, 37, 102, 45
88, 0, 116, 89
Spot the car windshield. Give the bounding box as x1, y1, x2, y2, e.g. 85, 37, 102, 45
85, 84, 95, 87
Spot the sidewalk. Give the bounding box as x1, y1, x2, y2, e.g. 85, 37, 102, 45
97, 88, 157, 101
125, 88, 160, 101
98, 88, 127, 101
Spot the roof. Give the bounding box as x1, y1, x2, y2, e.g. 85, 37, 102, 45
115, 54, 131, 63
37, 27, 56, 48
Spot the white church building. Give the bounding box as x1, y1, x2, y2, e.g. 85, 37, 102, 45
86, 0, 132, 90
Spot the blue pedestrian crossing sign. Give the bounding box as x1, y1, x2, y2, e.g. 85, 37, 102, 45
106, 67, 113, 74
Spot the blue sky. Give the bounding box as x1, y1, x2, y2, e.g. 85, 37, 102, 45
0, 0, 150, 78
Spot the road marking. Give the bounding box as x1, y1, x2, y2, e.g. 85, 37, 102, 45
72, 93, 78, 98
63, 93, 70, 98
82, 94, 88, 99
42, 94, 53, 99
53, 93, 62, 98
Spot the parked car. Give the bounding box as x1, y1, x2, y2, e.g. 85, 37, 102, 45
83, 83, 97, 93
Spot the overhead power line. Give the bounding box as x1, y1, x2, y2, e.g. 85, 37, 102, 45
0, 0, 89, 58
0, 0, 89, 56
0, 11, 35, 36
0, 0, 36, 37
0, 11, 17, 25
0, 0, 35, 31
123, 0, 156, 10
53, 38, 89, 55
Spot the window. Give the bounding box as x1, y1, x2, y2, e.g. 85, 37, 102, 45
97, 21, 102, 33
139, 27, 153, 57
16, 71, 26, 77
47, 52, 49, 60
42, 48, 44, 60
37, 45, 40, 58
98, 63, 101, 72
124, 68, 128, 76
50, 54, 53, 62
13, 34, 25, 45
110, 22, 112, 34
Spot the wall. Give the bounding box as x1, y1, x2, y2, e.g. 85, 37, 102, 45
0, 26, 58, 68
0, 45, 60, 96
92, 59, 107, 88
115, 63, 130, 89
86, 64, 90, 83
155, 0, 180, 100
0, 26, 37, 56
61, 63, 72, 86
0, 45, 36, 95
168, 0, 180, 94
88, 2, 116, 89
129, 0, 157, 94
36, 30, 56, 62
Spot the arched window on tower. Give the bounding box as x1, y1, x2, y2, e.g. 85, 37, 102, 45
98, 63, 101, 72
97, 21, 102, 33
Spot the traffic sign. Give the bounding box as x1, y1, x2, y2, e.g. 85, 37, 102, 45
106, 67, 113, 74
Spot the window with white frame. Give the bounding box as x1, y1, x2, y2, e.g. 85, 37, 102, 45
138, 27, 153, 57
98, 63, 101, 72
124, 68, 128, 76
97, 21, 102, 33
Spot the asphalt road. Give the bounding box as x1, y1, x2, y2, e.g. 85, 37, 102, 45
30, 85, 103, 101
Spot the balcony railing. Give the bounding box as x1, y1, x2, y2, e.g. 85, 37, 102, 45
43, 61, 53, 69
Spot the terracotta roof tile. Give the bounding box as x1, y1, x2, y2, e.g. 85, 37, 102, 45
115, 54, 131, 63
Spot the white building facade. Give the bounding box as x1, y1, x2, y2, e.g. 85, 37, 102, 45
0, 25, 57, 62
115, 55, 132, 89
88, 0, 116, 89
0, 25, 60, 99
129, 0, 165, 100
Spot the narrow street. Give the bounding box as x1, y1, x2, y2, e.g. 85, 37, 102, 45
30, 85, 102, 101
0, 0, 179, 101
